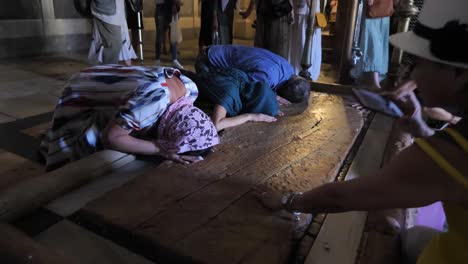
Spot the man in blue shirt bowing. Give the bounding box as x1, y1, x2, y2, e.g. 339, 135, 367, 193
196, 45, 311, 104
185, 45, 310, 131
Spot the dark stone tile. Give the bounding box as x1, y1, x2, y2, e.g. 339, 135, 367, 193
0, 34, 90, 59
0, 0, 42, 20
13, 208, 63, 237
53, 0, 82, 19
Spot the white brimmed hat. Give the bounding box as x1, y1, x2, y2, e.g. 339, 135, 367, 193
389, 0, 468, 69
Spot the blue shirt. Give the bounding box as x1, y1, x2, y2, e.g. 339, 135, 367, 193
207, 45, 294, 91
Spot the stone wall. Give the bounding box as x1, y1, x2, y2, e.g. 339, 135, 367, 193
0, 0, 254, 59
0, 0, 92, 58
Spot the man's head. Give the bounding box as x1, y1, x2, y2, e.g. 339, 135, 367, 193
277, 75, 311, 103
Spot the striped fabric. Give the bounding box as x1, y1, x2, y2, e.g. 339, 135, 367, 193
42, 65, 198, 171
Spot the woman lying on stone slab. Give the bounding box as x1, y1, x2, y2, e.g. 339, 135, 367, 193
41, 65, 219, 171
255, 0, 468, 263
182, 67, 284, 131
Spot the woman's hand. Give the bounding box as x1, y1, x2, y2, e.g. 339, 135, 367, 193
253, 186, 284, 211
385, 79, 417, 99
249, 113, 277, 123
159, 150, 204, 165
102, 121, 205, 163
385, 80, 420, 117
393, 91, 427, 135
386, 80, 434, 137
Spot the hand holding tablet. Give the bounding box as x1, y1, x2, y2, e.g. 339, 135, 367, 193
352, 88, 404, 118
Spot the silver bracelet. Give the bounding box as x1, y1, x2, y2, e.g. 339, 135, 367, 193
285, 192, 303, 213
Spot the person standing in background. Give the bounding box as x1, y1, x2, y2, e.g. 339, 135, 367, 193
351, 0, 390, 89
328, 0, 338, 34
288, 0, 322, 80
241, 0, 321, 78
89, 0, 122, 64
155, 0, 184, 69
89, 0, 137, 66
198, 0, 237, 56
198, 0, 217, 54
217, 0, 238, 45
126, 0, 144, 55
241, 0, 293, 60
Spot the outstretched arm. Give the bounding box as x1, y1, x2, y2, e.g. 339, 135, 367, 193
211, 104, 277, 131
102, 120, 159, 155
256, 139, 467, 214
101, 120, 202, 164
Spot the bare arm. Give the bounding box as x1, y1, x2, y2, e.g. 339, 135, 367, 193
211, 104, 254, 131
289, 142, 466, 214
212, 104, 277, 131
256, 137, 468, 214
101, 120, 202, 164
102, 120, 159, 155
